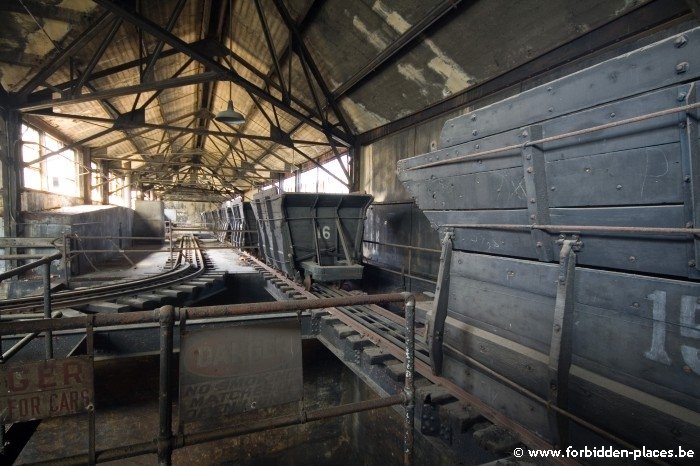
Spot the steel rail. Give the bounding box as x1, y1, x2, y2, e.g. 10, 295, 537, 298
406, 101, 700, 171
440, 223, 700, 236
0, 236, 207, 314
238, 252, 577, 462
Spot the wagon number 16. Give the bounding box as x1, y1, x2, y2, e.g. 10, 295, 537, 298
645, 291, 700, 375
317, 226, 331, 240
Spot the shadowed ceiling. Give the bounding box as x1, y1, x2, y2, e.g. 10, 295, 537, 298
0, 0, 692, 201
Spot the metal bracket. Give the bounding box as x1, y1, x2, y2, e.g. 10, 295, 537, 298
427, 230, 454, 375
678, 83, 700, 277
547, 235, 581, 446
521, 125, 554, 262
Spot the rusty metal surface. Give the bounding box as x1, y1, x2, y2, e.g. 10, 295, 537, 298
0, 356, 93, 423
179, 319, 303, 422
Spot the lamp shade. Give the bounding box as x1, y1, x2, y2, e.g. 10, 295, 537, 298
215, 100, 245, 125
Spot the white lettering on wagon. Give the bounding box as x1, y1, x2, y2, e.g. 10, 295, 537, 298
644, 291, 699, 374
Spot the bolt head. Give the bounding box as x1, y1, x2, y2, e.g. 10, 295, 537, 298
610, 112, 616, 118
471, 114, 477, 121
521, 130, 529, 138
690, 260, 697, 267
674, 35, 688, 48
678, 92, 687, 102
676, 62, 690, 74
526, 167, 533, 173
472, 130, 478, 136
616, 184, 623, 190
684, 175, 692, 183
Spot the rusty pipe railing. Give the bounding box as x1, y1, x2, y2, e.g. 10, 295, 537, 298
0, 251, 62, 283
1, 293, 417, 465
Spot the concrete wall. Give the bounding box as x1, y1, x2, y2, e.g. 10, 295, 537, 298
359, 114, 451, 293
22, 205, 133, 277
133, 200, 165, 239
22, 189, 87, 211
163, 200, 219, 224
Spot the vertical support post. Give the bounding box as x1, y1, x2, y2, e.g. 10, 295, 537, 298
678, 83, 700, 276
350, 141, 362, 193
62, 234, 71, 288
0, 332, 4, 456
521, 125, 554, 262
427, 231, 453, 375
403, 293, 415, 466
86, 315, 96, 466
158, 306, 175, 466
548, 236, 580, 446
42, 262, 53, 359
169, 226, 174, 268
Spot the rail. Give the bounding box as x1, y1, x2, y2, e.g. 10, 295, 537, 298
0, 236, 205, 314
0, 293, 416, 466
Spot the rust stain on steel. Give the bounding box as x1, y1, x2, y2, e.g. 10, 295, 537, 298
179, 319, 303, 422
0, 356, 93, 423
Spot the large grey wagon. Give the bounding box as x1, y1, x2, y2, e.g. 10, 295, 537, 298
252, 190, 373, 286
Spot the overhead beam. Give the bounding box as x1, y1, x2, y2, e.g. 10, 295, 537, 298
18, 72, 221, 112
91, 0, 352, 145
18, 11, 114, 98
272, 0, 353, 136
331, 0, 463, 100
27, 111, 333, 146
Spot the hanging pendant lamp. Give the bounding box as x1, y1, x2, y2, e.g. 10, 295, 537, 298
215, 100, 245, 125
215, 0, 245, 126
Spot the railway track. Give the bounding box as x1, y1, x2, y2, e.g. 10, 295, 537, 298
238, 251, 549, 464
0, 235, 228, 316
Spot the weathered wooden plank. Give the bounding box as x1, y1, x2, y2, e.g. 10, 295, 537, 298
549, 205, 689, 277
441, 350, 551, 439
426, 205, 690, 277
547, 142, 684, 206
400, 82, 686, 175
447, 281, 556, 354
568, 366, 700, 451
439, 28, 700, 148
403, 167, 528, 211
447, 251, 700, 398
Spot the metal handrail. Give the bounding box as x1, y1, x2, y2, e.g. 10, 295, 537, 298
0, 251, 62, 283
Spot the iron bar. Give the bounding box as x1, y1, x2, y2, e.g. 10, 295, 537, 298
362, 239, 440, 254
92, 0, 352, 144
17, 12, 114, 98
408, 101, 700, 171
72, 18, 123, 96
403, 295, 416, 466
0, 252, 62, 283
331, 0, 462, 100
0, 294, 407, 336
42, 262, 53, 359
32, 394, 404, 466
441, 223, 700, 236
0, 311, 62, 361
19, 73, 222, 112
158, 306, 175, 466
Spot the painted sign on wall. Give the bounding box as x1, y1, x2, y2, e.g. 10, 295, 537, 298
0, 356, 94, 423
179, 319, 303, 422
